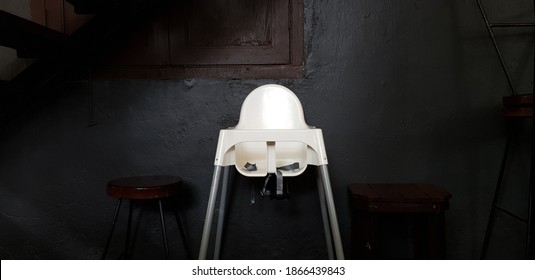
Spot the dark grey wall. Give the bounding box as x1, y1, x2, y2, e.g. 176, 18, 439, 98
0, 0, 532, 259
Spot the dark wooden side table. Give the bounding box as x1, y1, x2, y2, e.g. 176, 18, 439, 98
101, 175, 189, 259
347, 184, 452, 259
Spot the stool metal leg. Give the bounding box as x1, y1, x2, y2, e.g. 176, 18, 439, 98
317, 168, 334, 259
174, 206, 191, 259
319, 165, 345, 260
481, 133, 512, 259
101, 199, 123, 260
158, 200, 170, 259
214, 166, 231, 259
199, 165, 223, 259
123, 200, 134, 259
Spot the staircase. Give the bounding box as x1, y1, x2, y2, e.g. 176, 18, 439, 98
0, 0, 171, 127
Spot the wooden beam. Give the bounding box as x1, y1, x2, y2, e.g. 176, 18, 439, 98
65, 0, 131, 14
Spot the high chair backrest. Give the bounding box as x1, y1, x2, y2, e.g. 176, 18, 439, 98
236, 84, 309, 130
228, 84, 313, 177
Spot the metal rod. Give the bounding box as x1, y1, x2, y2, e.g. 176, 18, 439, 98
174, 206, 191, 259
214, 166, 230, 260
158, 200, 170, 259
495, 205, 528, 223
101, 199, 122, 260
480, 132, 512, 259
199, 165, 223, 259
123, 200, 134, 259
319, 165, 345, 260
316, 167, 334, 259
87, 68, 97, 127
476, 0, 517, 95
527, 0, 535, 259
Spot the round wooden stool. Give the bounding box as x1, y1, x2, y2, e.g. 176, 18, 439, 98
101, 175, 188, 259
348, 184, 451, 259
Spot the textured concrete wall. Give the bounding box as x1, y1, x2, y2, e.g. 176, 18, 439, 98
0, 0, 532, 259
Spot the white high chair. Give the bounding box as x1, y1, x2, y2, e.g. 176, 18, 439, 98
198, 84, 344, 259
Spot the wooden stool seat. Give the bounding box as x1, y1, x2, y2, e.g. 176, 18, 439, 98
348, 184, 451, 259
102, 175, 188, 259
107, 175, 182, 200
503, 94, 533, 118
349, 183, 451, 213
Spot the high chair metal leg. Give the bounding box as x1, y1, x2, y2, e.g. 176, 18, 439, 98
317, 170, 334, 259
319, 165, 345, 260
201, 165, 343, 259
199, 166, 223, 259
214, 166, 231, 259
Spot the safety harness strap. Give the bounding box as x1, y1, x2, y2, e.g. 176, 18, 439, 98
244, 162, 299, 199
